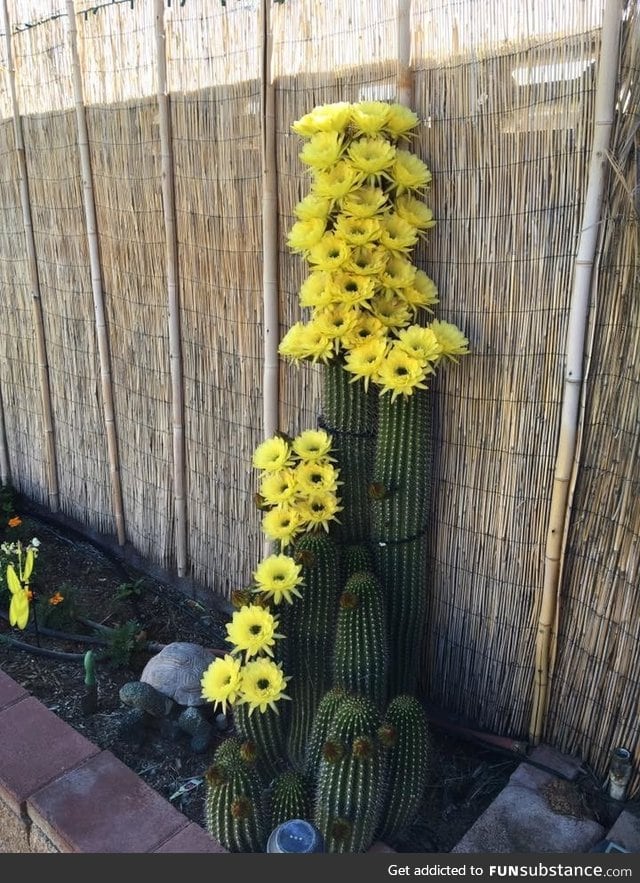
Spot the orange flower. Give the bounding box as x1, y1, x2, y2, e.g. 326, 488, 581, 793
8, 516, 22, 528
26, 589, 34, 601
49, 592, 64, 606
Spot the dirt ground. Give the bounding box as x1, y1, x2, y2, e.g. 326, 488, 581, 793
0, 506, 587, 853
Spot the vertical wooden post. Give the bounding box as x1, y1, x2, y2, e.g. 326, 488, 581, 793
529, 0, 623, 745
261, 0, 280, 557
154, 0, 188, 578
397, 0, 414, 108
65, 0, 126, 546
0, 383, 10, 486
1, 0, 59, 511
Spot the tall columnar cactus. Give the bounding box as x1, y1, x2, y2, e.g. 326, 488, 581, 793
204, 737, 268, 853
313, 694, 387, 854
232, 701, 288, 784
200, 98, 469, 853
332, 570, 388, 709
376, 694, 432, 842
279, 531, 342, 767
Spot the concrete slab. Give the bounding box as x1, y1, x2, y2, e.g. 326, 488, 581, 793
604, 811, 640, 852
452, 745, 606, 854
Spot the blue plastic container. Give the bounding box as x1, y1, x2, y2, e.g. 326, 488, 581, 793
266, 819, 325, 853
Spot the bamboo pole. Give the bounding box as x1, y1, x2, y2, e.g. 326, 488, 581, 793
154, 0, 188, 578
0, 382, 10, 486
261, 0, 280, 555
529, 0, 624, 745
65, 0, 126, 546
397, 0, 413, 108
1, 0, 59, 512
261, 0, 279, 441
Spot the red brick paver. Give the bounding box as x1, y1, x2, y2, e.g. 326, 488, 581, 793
155, 822, 228, 853
0, 669, 28, 709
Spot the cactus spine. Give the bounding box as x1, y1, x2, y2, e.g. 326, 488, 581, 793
314, 694, 387, 854
204, 737, 267, 853
268, 769, 312, 830
279, 532, 342, 767
332, 571, 388, 709
377, 695, 432, 842
232, 702, 288, 783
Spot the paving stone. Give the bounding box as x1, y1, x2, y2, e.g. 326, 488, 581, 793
0, 671, 28, 710
0, 696, 99, 814
27, 750, 192, 853
605, 811, 640, 852
155, 822, 228, 853
527, 745, 584, 781
451, 781, 604, 854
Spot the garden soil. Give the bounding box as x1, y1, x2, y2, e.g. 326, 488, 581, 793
0, 508, 542, 852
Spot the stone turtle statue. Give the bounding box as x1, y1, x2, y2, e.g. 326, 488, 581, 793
118, 641, 226, 753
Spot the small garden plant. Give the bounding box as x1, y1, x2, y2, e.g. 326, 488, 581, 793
199, 99, 469, 853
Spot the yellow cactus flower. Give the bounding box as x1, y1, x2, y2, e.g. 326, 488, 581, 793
369, 291, 413, 329
312, 303, 359, 347
286, 218, 326, 254
307, 233, 351, 272
334, 215, 381, 247
395, 325, 442, 366
252, 435, 293, 473
292, 102, 352, 138
350, 100, 392, 136
299, 131, 345, 170
253, 553, 304, 606
395, 194, 436, 230
379, 213, 419, 253
390, 150, 433, 194
381, 254, 417, 290
299, 272, 334, 310
429, 319, 470, 362
262, 505, 303, 549
385, 103, 420, 138
259, 468, 298, 506
406, 270, 439, 313
294, 460, 341, 496
346, 244, 389, 276
341, 313, 386, 349
340, 186, 388, 218
375, 346, 430, 402
312, 161, 361, 200
343, 338, 389, 391
327, 272, 375, 308
292, 429, 334, 462
226, 604, 283, 660
347, 137, 396, 180
200, 654, 243, 713
294, 193, 333, 221
239, 658, 291, 715
298, 491, 343, 533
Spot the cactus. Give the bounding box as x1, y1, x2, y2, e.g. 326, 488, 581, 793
376, 695, 432, 842
321, 359, 377, 544
304, 686, 348, 780
313, 693, 387, 854
267, 769, 312, 830
343, 542, 373, 578
279, 531, 342, 767
371, 388, 434, 696
204, 737, 268, 852
232, 701, 288, 784
332, 571, 388, 709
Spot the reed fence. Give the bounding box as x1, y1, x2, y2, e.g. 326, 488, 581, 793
0, 0, 637, 797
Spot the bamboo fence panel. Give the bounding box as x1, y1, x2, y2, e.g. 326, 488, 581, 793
167, 1, 264, 596
10, 7, 115, 532
0, 116, 47, 502
545, 2, 640, 796
412, 29, 599, 737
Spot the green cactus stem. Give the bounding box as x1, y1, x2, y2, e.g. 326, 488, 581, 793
314, 694, 386, 853
232, 701, 288, 784
371, 387, 434, 696
279, 531, 342, 768
343, 543, 372, 578
267, 769, 312, 830
332, 571, 388, 709
376, 695, 432, 843
304, 686, 348, 780
204, 736, 267, 852
321, 358, 377, 544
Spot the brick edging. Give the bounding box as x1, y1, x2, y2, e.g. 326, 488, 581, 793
0, 668, 226, 853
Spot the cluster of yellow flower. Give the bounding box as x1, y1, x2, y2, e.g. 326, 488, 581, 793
279, 100, 469, 401
200, 429, 343, 716
253, 428, 342, 549
2, 532, 40, 630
